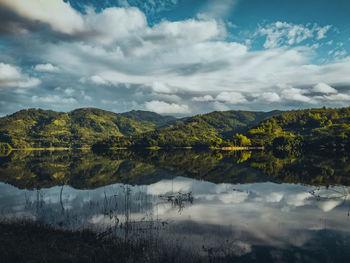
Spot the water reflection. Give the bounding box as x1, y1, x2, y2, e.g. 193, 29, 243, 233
1, 150, 350, 260
1, 177, 350, 254
0, 150, 269, 189
2, 149, 350, 190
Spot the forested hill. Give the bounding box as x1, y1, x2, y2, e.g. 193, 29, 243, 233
94, 110, 281, 148
120, 110, 177, 127
0, 108, 174, 148
247, 107, 350, 152
5, 107, 349, 151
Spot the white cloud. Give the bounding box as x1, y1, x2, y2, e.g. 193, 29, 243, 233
32, 95, 77, 104
322, 93, 350, 102
85, 7, 147, 46
64, 88, 75, 95
90, 75, 109, 85
257, 22, 332, 49
1, 0, 223, 49
0, 63, 22, 80
0, 0, 84, 34
149, 19, 225, 44
216, 92, 247, 104
1, 0, 349, 113
0, 62, 40, 88
192, 95, 215, 102
333, 50, 347, 58
259, 92, 281, 103
151, 81, 177, 94
34, 63, 60, 72
41, 35, 350, 111
311, 83, 337, 94
145, 100, 189, 114
281, 87, 312, 103
316, 25, 332, 40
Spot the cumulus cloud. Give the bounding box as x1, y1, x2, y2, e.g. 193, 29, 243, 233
311, 83, 337, 94
192, 95, 215, 102
260, 92, 281, 102
0, 0, 84, 34
34, 63, 60, 72
216, 92, 247, 104
1, 0, 223, 48
281, 87, 312, 103
85, 7, 147, 46
145, 100, 189, 114
0, 62, 40, 88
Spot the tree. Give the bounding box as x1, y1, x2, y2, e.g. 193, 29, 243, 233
233, 133, 251, 146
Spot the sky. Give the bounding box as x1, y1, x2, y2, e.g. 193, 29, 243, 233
0, 0, 349, 116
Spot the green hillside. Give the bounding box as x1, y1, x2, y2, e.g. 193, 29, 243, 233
0, 108, 163, 148
94, 110, 280, 149
121, 110, 177, 127
4, 106, 349, 151
247, 107, 350, 153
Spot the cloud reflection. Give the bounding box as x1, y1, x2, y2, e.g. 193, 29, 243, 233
0, 177, 349, 251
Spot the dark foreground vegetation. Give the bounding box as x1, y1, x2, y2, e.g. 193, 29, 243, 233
1, 220, 350, 263
0, 221, 204, 263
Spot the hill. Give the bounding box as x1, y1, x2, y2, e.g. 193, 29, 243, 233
94, 110, 281, 149
121, 110, 177, 127
247, 107, 350, 153
0, 108, 164, 148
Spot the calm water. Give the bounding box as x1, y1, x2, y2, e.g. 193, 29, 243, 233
1, 150, 350, 262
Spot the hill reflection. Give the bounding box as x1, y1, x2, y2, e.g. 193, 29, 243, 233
1, 149, 350, 189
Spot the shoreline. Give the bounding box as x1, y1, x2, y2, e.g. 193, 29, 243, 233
5, 146, 264, 151
11, 147, 90, 151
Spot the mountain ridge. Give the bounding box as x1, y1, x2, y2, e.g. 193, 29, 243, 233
0, 108, 171, 148
0, 107, 281, 149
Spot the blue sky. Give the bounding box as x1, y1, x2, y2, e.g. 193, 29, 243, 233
0, 0, 349, 116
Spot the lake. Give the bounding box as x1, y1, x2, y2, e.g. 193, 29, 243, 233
1, 149, 350, 262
